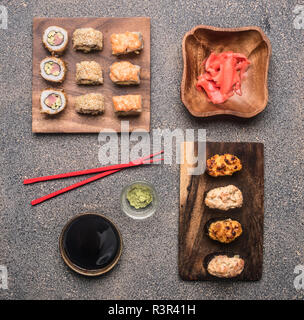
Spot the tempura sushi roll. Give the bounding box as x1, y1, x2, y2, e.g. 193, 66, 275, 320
40, 57, 66, 83
112, 95, 142, 116
76, 61, 103, 85
42, 26, 68, 55
110, 32, 143, 55
40, 89, 67, 115
72, 28, 103, 53
109, 61, 141, 85
75, 93, 105, 115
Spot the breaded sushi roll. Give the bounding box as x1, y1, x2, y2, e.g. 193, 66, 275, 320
76, 61, 103, 85
43, 26, 68, 55
40, 57, 66, 83
75, 93, 105, 115
112, 95, 142, 116
40, 89, 67, 115
110, 32, 143, 55
109, 61, 140, 85
72, 28, 103, 53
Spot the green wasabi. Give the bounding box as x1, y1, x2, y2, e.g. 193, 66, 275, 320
127, 184, 153, 209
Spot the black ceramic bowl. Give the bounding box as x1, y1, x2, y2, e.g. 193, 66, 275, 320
59, 213, 123, 276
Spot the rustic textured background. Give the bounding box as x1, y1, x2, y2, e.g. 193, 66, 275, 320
0, 0, 303, 300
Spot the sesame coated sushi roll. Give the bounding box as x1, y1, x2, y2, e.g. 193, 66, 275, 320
76, 61, 103, 85
112, 95, 142, 116
40, 57, 66, 83
110, 32, 143, 55
42, 26, 68, 55
40, 89, 67, 115
109, 61, 141, 85
72, 28, 103, 53
75, 93, 105, 115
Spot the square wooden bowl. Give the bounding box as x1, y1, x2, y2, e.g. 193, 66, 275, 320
181, 25, 271, 118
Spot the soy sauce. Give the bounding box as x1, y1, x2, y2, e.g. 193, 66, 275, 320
62, 214, 121, 270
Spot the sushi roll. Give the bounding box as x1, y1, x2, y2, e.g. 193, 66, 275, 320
112, 95, 142, 116
40, 57, 66, 83
74, 93, 105, 115
110, 32, 143, 55
76, 61, 103, 85
109, 61, 141, 85
40, 89, 67, 115
72, 28, 103, 53
42, 26, 68, 55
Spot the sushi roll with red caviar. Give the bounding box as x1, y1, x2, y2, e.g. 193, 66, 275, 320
43, 26, 68, 55
40, 89, 67, 115
40, 57, 66, 83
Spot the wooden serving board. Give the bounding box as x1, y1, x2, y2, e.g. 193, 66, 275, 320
32, 17, 150, 133
179, 142, 264, 281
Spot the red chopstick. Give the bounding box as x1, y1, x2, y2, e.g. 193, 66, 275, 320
29, 151, 164, 206
31, 169, 120, 206
24, 150, 164, 185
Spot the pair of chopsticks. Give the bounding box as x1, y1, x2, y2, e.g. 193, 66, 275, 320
24, 151, 164, 206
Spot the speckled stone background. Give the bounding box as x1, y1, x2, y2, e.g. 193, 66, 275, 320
0, 0, 303, 300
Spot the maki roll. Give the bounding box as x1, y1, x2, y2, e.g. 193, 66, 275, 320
109, 61, 141, 85
40, 57, 66, 83
72, 28, 103, 53
76, 61, 103, 85
42, 26, 68, 55
40, 89, 67, 115
110, 32, 143, 55
112, 95, 142, 116
74, 93, 105, 115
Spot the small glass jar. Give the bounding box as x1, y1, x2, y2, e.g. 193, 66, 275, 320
120, 180, 159, 220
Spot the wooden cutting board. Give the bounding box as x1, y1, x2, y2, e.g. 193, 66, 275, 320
179, 142, 264, 281
32, 17, 150, 133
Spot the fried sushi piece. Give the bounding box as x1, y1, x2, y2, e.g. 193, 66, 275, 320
112, 95, 142, 116
40, 57, 66, 83
76, 61, 103, 85
207, 255, 245, 278
205, 185, 243, 211
207, 219, 242, 243
109, 61, 141, 85
43, 26, 68, 55
40, 89, 67, 115
74, 93, 105, 115
72, 28, 103, 53
110, 32, 143, 55
206, 154, 242, 177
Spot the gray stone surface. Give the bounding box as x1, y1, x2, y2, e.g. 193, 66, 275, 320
0, 0, 303, 300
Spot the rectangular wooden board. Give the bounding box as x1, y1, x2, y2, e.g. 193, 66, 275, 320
179, 142, 264, 281
32, 17, 150, 133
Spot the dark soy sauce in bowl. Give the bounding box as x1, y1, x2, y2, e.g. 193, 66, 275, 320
60, 213, 122, 276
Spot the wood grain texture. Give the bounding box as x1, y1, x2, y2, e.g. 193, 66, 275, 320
181, 25, 271, 118
179, 142, 264, 281
32, 17, 150, 133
